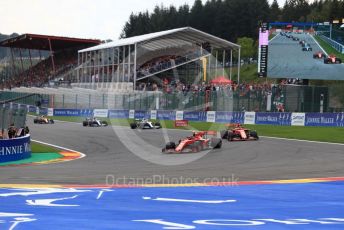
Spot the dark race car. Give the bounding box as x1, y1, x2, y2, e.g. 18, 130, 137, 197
302, 44, 312, 51
162, 131, 222, 153
324, 55, 342, 64
130, 118, 161, 129
33, 116, 54, 124
83, 117, 108, 127
313, 52, 325, 59
220, 124, 259, 141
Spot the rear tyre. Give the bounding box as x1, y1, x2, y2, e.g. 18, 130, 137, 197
165, 141, 176, 150
250, 131, 259, 140
211, 137, 222, 149
83, 121, 87, 126
130, 123, 137, 129
220, 130, 228, 139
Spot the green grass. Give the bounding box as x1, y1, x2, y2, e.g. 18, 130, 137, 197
314, 35, 344, 60
49, 116, 344, 144
0, 152, 62, 166
31, 142, 61, 153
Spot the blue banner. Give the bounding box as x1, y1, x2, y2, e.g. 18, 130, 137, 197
184, 111, 206, 121
231, 112, 245, 124
108, 110, 129, 119
157, 110, 175, 120
255, 112, 291, 126
134, 110, 150, 119
53, 109, 80, 116
215, 111, 233, 123
39, 108, 48, 115
28, 106, 37, 113
0, 135, 31, 163
305, 113, 344, 127
79, 109, 93, 117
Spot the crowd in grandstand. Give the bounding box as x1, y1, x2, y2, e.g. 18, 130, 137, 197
0, 49, 77, 90
0, 124, 29, 139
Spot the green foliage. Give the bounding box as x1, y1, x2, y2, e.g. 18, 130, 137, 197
31, 142, 61, 153
237, 37, 256, 60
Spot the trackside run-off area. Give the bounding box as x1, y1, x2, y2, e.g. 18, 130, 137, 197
0, 117, 344, 229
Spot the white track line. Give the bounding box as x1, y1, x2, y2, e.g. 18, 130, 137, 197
310, 34, 328, 56
32, 139, 86, 158
261, 135, 344, 146
268, 33, 279, 43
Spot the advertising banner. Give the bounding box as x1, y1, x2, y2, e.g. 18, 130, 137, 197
150, 110, 157, 120
93, 109, 108, 118
174, 120, 189, 127
134, 110, 149, 119
0, 135, 31, 163
39, 108, 48, 115
108, 110, 129, 119
157, 110, 175, 120
305, 113, 344, 127
175, 111, 184, 121
47, 108, 54, 117
232, 112, 245, 124
206, 111, 216, 123
291, 113, 306, 126
79, 109, 93, 117
54, 109, 80, 116
129, 110, 135, 119
255, 112, 291, 126
244, 112, 256, 125
184, 111, 206, 122
215, 111, 233, 123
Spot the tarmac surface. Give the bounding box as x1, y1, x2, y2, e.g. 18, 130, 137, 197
1, 118, 344, 185
268, 33, 344, 80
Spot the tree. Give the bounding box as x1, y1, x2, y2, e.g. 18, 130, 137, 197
270, 0, 282, 22
237, 37, 256, 60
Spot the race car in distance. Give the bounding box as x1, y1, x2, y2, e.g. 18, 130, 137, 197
162, 131, 222, 153
299, 40, 306, 45
130, 118, 161, 129
324, 55, 342, 64
313, 52, 325, 59
292, 37, 300, 41
83, 117, 108, 127
302, 44, 312, 51
33, 115, 54, 124
220, 124, 259, 141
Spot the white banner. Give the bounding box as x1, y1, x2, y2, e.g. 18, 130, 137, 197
175, 111, 184, 121
291, 113, 305, 126
93, 109, 108, 118
129, 110, 135, 119
151, 110, 157, 120
47, 108, 54, 117
244, 112, 256, 125
206, 111, 216, 123
36, 107, 39, 115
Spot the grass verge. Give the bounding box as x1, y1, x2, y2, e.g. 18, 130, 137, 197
32, 142, 61, 153
49, 116, 344, 144
314, 35, 344, 60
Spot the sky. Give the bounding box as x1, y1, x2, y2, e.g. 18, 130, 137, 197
0, 0, 286, 40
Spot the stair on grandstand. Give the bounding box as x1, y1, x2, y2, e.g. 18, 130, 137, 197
137, 53, 211, 81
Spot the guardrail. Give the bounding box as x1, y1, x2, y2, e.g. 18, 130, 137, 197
25, 106, 344, 127
319, 35, 344, 54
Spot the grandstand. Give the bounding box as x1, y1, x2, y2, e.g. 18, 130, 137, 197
0, 34, 100, 89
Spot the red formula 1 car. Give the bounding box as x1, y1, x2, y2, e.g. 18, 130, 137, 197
220, 124, 259, 141
313, 52, 325, 59
324, 55, 342, 64
162, 131, 222, 153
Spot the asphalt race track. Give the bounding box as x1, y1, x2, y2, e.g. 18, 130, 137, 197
1, 117, 344, 185
268, 33, 344, 80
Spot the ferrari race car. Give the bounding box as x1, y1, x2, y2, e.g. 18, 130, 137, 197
302, 44, 312, 51
162, 131, 222, 153
324, 55, 342, 64
220, 124, 259, 141
33, 115, 54, 124
313, 52, 325, 59
83, 117, 108, 127
130, 118, 161, 129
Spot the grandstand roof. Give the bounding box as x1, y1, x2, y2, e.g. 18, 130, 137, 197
79, 27, 240, 53
0, 34, 101, 51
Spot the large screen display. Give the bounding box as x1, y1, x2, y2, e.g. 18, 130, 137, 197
264, 23, 344, 80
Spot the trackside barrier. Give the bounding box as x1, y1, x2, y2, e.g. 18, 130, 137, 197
10, 104, 344, 127
0, 135, 31, 163
320, 35, 344, 54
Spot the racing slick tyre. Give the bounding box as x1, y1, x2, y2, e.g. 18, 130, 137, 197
154, 122, 161, 129
83, 121, 88, 126
34, 119, 38, 124
165, 142, 176, 150
220, 130, 228, 139
101, 121, 108, 126
324, 59, 329, 64
250, 131, 259, 140
336, 59, 342, 64
49, 120, 54, 124
227, 131, 234, 141
130, 122, 137, 129
210, 137, 222, 149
